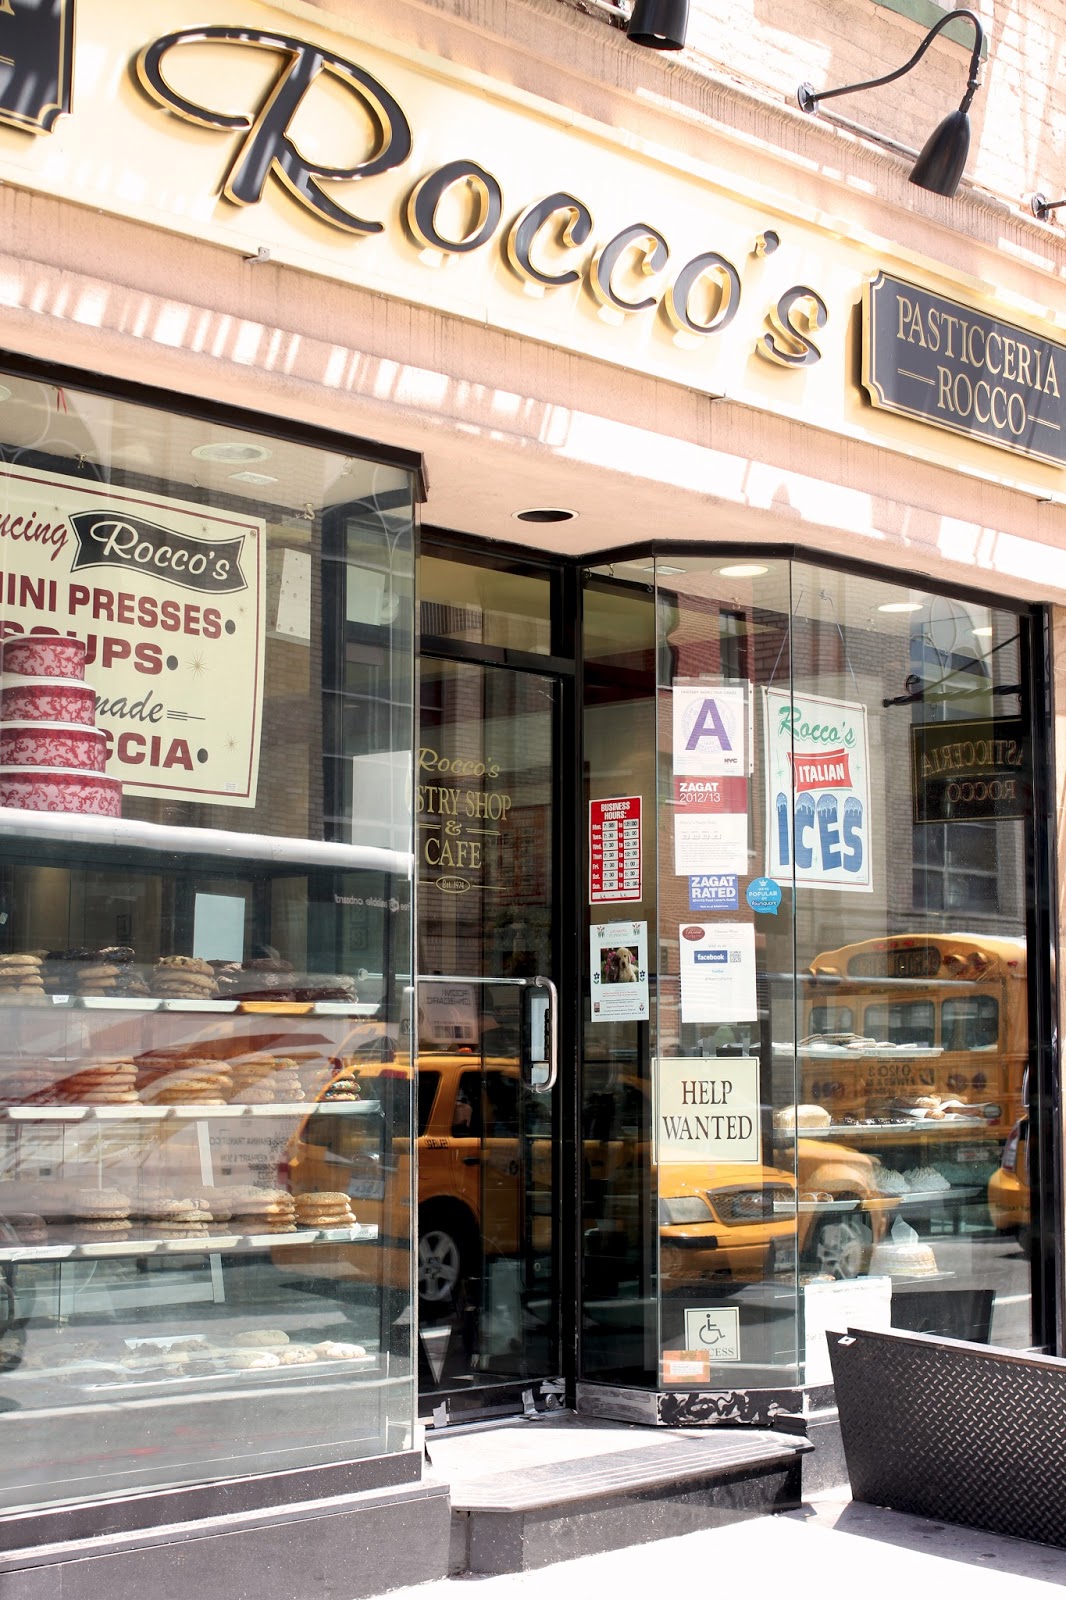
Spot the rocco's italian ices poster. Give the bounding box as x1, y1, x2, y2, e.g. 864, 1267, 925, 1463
762, 687, 873, 892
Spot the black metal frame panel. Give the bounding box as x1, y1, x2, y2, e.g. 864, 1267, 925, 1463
829, 1325, 1066, 1545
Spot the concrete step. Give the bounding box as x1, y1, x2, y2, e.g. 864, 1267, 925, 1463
436, 1422, 810, 1574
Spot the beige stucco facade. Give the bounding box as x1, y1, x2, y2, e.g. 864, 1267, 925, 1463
0, 0, 1061, 593
4, 0, 1063, 1013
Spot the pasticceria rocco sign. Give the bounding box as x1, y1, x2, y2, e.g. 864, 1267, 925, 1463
0, 3, 1062, 475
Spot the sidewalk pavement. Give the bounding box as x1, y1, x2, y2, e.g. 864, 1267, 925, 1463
372, 1487, 1066, 1597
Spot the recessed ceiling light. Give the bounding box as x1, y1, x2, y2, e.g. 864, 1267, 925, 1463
513, 507, 577, 523
229, 469, 279, 486
716, 563, 768, 578
878, 601, 923, 614
971, 625, 993, 637
635, 562, 686, 575
192, 441, 272, 465
0, 385, 12, 403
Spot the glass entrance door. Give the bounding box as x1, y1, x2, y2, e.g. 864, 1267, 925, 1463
415, 658, 559, 1413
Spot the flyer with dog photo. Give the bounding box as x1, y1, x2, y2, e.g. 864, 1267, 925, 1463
590, 920, 649, 1023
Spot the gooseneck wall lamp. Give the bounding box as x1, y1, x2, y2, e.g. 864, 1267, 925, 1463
627, 0, 689, 50
1031, 194, 1066, 222
797, 8, 985, 198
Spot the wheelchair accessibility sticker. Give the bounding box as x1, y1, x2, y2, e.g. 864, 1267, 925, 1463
684, 1306, 741, 1362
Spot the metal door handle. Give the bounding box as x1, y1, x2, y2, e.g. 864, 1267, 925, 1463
531, 975, 558, 1094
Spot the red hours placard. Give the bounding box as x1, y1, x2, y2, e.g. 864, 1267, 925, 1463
590, 795, 642, 903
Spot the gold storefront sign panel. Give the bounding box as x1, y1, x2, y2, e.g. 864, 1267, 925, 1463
863, 272, 1066, 467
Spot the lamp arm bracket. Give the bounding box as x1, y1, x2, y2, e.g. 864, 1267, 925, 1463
798, 8, 984, 116
1032, 193, 1066, 221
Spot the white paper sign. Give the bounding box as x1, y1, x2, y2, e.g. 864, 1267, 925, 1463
763, 687, 873, 892
417, 982, 479, 1047
0, 462, 265, 806
655, 1056, 761, 1164
673, 684, 746, 776
678, 921, 757, 1023
590, 920, 648, 1023
674, 810, 748, 875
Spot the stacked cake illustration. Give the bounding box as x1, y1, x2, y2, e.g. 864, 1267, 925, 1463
0, 634, 121, 816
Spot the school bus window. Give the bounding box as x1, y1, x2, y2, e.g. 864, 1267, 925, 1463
808, 1005, 854, 1035
943, 996, 1000, 1051
863, 1000, 936, 1046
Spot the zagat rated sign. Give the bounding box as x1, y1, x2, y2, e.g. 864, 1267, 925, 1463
0, 463, 265, 806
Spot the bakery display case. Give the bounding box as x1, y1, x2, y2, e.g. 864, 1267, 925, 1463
0, 827, 416, 1511
0, 372, 418, 1515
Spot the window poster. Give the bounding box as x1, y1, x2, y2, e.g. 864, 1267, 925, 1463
672, 683, 747, 776
589, 795, 642, 903
762, 687, 873, 892
655, 1055, 760, 1164
590, 919, 648, 1023
0, 463, 265, 806
688, 873, 739, 912
672, 775, 748, 875
677, 920, 757, 1023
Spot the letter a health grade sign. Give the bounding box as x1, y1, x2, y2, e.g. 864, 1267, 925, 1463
763, 687, 872, 892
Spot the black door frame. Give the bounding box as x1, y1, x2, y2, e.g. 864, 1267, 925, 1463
416, 530, 581, 1421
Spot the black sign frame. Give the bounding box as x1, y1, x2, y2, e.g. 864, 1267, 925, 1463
911, 715, 1029, 824
863, 271, 1066, 468
0, 0, 74, 134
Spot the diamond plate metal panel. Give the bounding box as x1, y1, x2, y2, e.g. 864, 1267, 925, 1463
829, 1327, 1066, 1548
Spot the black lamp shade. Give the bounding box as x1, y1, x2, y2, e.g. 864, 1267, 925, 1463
627, 0, 689, 49
909, 107, 971, 197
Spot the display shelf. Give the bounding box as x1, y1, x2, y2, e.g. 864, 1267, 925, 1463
0, 802, 411, 877
0, 993, 369, 1016
775, 1043, 945, 1060
895, 1185, 985, 1208
774, 1197, 859, 1216
0, 1223, 378, 1262
774, 1117, 991, 1141
3, 1350, 380, 1395
1, 1099, 380, 1122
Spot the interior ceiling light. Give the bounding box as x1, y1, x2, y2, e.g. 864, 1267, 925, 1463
797, 8, 985, 198
636, 562, 686, 575
971, 625, 994, 636
513, 507, 577, 523
626, 0, 688, 49
229, 470, 279, 486
878, 601, 923, 613
192, 441, 272, 465
717, 563, 768, 578
0, 385, 11, 403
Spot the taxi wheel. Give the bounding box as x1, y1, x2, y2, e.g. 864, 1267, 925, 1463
811, 1214, 870, 1279
418, 1209, 476, 1321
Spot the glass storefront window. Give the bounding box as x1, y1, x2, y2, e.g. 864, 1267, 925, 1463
0, 374, 416, 1512
421, 551, 552, 655
580, 552, 1036, 1400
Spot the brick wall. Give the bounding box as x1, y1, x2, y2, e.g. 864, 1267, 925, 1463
550, 0, 1066, 231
